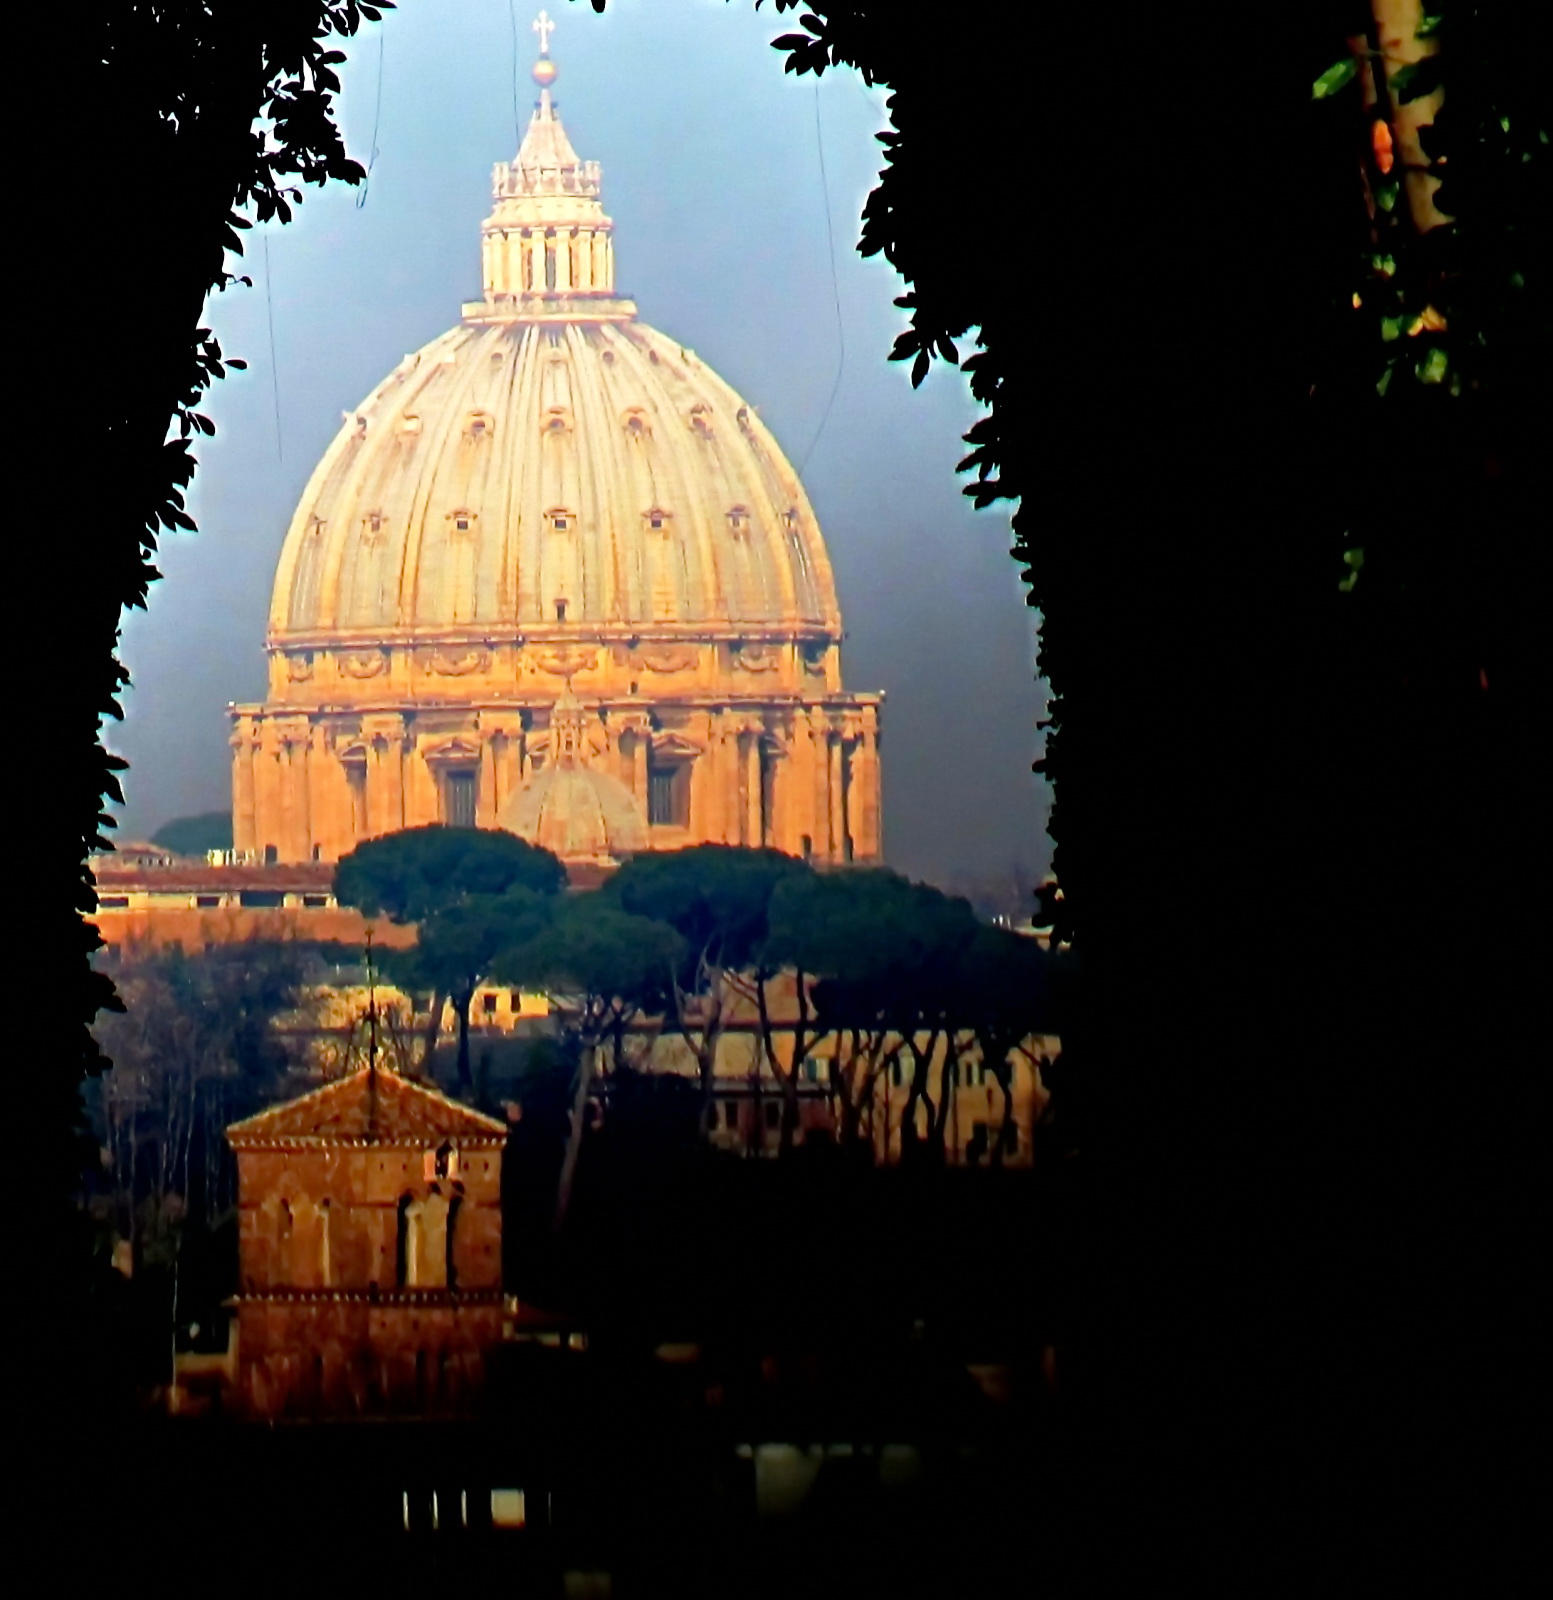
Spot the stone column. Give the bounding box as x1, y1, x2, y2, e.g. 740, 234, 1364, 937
808, 712, 833, 860
633, 729, 649, 801
281, 731, 311, 862
829, 733, 846, 863
231, 723, 257, 856
745, 731, 763, 848
253, 728, 283, 860
477, 737, 498, 827
366, 720, 405, 838
592, 231, 610, 293
850, 708, 882, 861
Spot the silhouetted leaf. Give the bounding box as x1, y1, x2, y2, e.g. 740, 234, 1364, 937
1312, 58, 1359, 99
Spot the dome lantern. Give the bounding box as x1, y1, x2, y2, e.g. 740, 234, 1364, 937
473, 19, 626, 318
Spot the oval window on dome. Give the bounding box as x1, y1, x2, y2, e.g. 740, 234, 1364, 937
545, 407, 572, 436
466, 411, 493, 439
623, 410, 650, 440
398, 413, 422, 438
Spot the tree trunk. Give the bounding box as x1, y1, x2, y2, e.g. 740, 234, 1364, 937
453, 993, 472, 1089
553, 1041, 596, 1232
421, 989, 442, 1076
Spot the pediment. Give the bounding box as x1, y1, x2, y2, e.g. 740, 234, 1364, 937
422, 736, 483, 764
651, 732, 703, 759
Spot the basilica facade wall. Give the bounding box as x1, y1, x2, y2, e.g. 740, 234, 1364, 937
233, 638, 881, 865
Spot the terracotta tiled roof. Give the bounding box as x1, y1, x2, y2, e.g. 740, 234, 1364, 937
93, 862, 337, 892
227, 1067, 507, 1147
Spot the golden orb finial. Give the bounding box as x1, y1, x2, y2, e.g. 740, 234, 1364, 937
531, 10, 558, 88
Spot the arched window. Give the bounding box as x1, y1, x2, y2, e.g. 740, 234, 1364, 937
396, 1194, 422, 1288
277, 1198, 293, 1283
445, 1195, 463, 1291
318, 1199, 332, 1288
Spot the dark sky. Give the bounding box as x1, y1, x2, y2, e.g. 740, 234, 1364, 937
110, 0, 1051, 889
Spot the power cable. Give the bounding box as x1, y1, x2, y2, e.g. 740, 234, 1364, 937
356, 22, 386, 208
264, 234, 283, 463
796, 81, 846, 478
510, 0, 522, 148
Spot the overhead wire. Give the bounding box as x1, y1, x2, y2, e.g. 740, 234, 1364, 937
264, 234, 283, 462
356, 21, 386, 208
510, 0, 522, 148
796, 80, 846, 478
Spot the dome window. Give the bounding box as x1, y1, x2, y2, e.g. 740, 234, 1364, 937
545, 407, 572, 436
623, 410, 650, 440
554, 598, 568, 622
736, 407, 752, 430
449, 509, 477, 534
361, 511, 384, 542
727, 506, 750, 538
548, 509, 574, 533
466, 411, 492, 438
645, 507, 672, 534
398, 413, 422, 438
689, 406, 714, 439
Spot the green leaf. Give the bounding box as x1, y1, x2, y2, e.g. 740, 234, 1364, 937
1376, 366, 1394, 397
1392, 58, 1444, 103
1417, 12, 1444, 36
1380, 317, 1404, 342
1371, 253, 1397, 277
1417, 347, 1449, 384
1343, 548, 1365, 571
1312, 58, 1359, 100
1376, 180, 1398, 212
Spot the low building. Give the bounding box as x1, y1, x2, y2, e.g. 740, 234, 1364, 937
219, 1064, 508, 1419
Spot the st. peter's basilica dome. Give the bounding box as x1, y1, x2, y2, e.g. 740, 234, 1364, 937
232, 40, 881, 869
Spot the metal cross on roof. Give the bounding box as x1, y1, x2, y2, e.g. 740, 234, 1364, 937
533, 10, 555, 55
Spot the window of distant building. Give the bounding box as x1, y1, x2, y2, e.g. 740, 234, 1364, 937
482, 993, 498, 1016
764, 1102, 780, 1131
263, 845, 278, 865
194, 894, 221, 909
100, 896, 129, 909
302, 894, 329, 908
442, 769, 477, 829
648, 759, 689, 828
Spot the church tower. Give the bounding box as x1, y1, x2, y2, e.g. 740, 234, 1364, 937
231, 18, 883, 869
225, 1064, 508, 1419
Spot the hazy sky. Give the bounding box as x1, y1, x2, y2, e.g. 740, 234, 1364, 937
111, 0, 1050, 886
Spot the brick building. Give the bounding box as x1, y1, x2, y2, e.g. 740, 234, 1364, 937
224, 1065, 508, 1419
